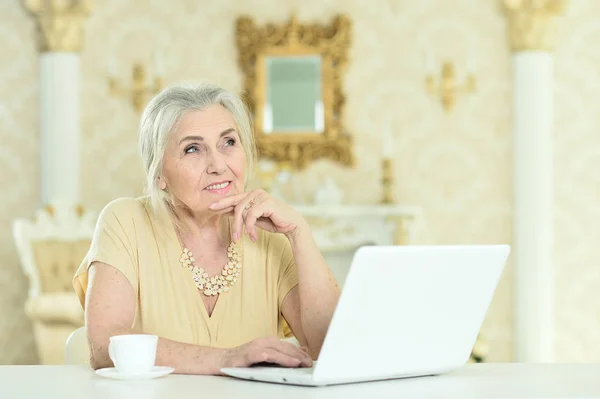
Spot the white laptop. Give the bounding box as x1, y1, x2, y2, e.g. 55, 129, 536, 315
221, 244, 510, 387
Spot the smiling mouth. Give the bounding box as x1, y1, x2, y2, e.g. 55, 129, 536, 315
205, 181, 231, 190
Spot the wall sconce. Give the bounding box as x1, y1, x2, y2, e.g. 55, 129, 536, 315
425, 60, 476, 112
108, 61, 163, 112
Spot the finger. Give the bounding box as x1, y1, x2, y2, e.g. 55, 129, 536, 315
233, 197, 254, 241
209, 192, 248, 211
235, 194, 262, 241
244, 208, 260, 242
233, 201, 245, 242
268, 340, 312, 367
243, 198, 267, 242
248, 348, 303, 368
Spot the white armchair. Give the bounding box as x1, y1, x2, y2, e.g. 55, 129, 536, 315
13, 202, 96, 365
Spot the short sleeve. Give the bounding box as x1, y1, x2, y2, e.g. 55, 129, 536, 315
72, 198, 141, 309
276, 235, 299, 307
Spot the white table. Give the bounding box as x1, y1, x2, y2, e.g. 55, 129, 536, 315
1, 363, 599, 398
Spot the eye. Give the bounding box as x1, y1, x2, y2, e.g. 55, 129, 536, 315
184, 145, 199, 154
224, 138, 236, 147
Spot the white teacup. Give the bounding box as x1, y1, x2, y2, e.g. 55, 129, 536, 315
108, 334, 158, 374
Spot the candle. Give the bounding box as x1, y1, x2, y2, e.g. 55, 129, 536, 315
382, 116, 393, 159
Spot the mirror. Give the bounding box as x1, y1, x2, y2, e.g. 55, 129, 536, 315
236, 15, 354, 169
265, 56, 323, 134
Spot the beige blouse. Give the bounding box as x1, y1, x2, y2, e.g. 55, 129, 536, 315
72, 197, 298, 348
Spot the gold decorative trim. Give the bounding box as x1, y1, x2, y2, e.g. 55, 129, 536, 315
22, 0, 92, 53
235, 14, 354, 169
502, 0, 567, 52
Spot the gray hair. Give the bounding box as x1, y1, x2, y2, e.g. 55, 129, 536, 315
139, 83, 257, 216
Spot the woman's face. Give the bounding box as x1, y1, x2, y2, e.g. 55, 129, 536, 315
160, 105, 247, 213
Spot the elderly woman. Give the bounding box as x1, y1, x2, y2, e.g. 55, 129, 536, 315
72, 83, 340, 375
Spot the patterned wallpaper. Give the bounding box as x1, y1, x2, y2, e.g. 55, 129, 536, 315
554, 0, 600, 362
0, 0, 597, 364
0, 0, 39, 364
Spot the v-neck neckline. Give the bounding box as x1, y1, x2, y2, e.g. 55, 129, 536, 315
164, 211, 239, 322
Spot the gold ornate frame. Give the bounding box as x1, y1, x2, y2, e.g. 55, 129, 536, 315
235, 14, 354, 169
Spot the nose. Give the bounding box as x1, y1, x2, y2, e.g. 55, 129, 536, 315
206, 148, 226, 175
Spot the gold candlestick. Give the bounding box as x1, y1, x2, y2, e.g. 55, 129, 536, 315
381, 158, 393, 204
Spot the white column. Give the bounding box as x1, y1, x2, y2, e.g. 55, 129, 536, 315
503, 0, 565, 363
40, 54, 81, 204
23, 0, 91, 206
512, 52, 554, 362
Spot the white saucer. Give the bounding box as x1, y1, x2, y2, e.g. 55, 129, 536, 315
95, 366, 175, 380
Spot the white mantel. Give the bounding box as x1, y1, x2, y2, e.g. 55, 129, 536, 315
293, 203, 421, 285
294, 204, 420, 251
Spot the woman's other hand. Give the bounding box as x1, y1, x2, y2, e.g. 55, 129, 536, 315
219, 337, 312, 371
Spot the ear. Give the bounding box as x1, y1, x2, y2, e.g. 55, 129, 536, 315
157, 176, 167, 190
